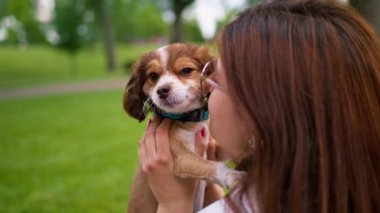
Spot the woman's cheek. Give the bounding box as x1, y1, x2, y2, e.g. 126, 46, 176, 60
208, 92, 236, 147
208, 91, 250, 159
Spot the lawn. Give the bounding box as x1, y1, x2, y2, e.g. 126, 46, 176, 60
0, 43, 160, 89
0, 90, 146, 212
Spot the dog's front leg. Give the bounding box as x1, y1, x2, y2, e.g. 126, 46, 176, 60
173, 151, 245, 190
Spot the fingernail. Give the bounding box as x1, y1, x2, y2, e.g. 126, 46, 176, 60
200, 128, 205, 137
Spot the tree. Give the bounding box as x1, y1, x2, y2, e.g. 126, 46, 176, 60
0, 0, 5, 16
170, 0, 195, 43
0, 0, 46, 44
350, 0, 380, 35
183, 19, 203, 42
115, 1, 169, 42
83, 0, 118, 72
152, 0, 197, 43
99, 0, 116, 71
53, 0, 94, 73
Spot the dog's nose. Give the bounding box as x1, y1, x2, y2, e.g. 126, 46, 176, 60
157, 86, 170, 99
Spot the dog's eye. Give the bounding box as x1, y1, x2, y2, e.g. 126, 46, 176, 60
148, 72, 159, 81
180, 67, 194, 76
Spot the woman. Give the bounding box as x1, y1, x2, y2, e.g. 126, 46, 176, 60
138, 0, 380, 212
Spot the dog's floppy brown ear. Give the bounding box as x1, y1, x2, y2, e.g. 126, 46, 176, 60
123, 59, 148, 122
195, 45, 214, 65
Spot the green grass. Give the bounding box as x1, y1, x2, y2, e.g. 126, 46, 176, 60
0, 90, 146, 212
0, 43, 160, 89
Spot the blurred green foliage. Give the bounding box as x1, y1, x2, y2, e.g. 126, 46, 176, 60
0, 0, 46, 44
116, 2, 169, 42
0, 0, 204, 45
183, 19, 204, 42
53, 0, 94, 54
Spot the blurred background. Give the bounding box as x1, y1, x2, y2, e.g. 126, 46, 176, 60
0, 0, 378, 212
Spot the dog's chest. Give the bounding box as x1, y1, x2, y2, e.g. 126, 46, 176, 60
170, 121, 209, 153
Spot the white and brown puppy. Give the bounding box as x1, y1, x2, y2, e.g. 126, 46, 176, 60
124, 43, 244, 213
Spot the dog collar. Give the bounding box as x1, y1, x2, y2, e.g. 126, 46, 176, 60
150, 103, 209, 122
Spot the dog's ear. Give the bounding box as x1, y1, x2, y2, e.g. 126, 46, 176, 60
123, 59, 148, 122
195, 45, 214, 65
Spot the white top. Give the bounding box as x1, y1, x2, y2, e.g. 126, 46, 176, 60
198, 199, 227, 213
198, 191, 258, 213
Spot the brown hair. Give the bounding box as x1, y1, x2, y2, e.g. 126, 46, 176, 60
218, 0, 380, 212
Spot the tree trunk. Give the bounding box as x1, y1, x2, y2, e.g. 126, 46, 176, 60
171, 7, 183, 43
170, 0, 195, 43
350, 0, 380, 35
100, 0, 117, 72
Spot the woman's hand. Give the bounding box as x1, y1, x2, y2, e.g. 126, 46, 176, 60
138, 119, 207, 213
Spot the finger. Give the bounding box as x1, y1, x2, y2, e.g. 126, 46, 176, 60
155, 119, 172, 164
138, 138, 148, 171
140, 118, 154, 143
138, 120, 153, 172
195, 128, 207, 156
144, 119, 160, 161
207, 137, 217, 161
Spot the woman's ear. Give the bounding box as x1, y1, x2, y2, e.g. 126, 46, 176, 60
123, 60, 148, 122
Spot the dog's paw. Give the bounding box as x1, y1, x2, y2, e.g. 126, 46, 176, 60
215, 162, 246, 189
225, 170, 246, 189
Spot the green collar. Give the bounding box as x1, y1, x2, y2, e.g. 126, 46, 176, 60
149, 103, 209, 122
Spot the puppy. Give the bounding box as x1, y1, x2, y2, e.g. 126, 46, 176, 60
124, 43, 244, 212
